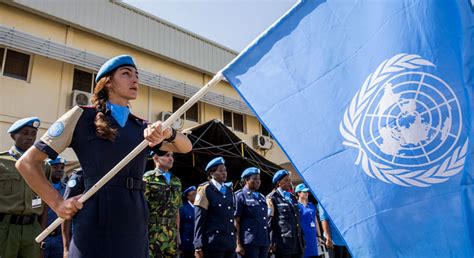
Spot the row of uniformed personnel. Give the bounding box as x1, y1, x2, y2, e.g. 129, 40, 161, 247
0, 116, 311, 258
190, 156, 306, 258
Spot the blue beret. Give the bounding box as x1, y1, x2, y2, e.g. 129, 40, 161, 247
241, 167, 260, 179
183, 186, 196, 196
49, 156, 66, 165
205, 157, 225, 172
95, 55, 136, 83
272, 169, 290, 184
295, 183, 310, 193
8, 117, 40, 133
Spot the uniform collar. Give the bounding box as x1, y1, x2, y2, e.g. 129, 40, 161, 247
188, 200, 195, 208
8, 146, 24, 160
106, 101, 130, 127
155, 168, 169, 176
211, 178, 224, 191
277, 187, 285, 196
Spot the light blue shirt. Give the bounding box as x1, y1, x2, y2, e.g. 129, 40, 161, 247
317, 204, 346, 246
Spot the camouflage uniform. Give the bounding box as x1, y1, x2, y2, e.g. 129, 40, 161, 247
143, 169, 182, 258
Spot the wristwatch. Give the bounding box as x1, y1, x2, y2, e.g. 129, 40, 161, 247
164, 128, 177, 143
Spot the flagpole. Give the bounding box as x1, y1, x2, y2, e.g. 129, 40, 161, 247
35, 72, 224, 243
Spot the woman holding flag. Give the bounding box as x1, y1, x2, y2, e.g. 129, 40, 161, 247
16, 54, 192, 258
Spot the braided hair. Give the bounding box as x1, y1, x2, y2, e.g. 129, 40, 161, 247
91, 76, 118, 141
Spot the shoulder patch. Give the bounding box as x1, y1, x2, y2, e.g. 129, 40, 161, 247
47, 121, 65, 138
67, 179, 77, 188
194, 183, 210, 209
40, 106, 84, 156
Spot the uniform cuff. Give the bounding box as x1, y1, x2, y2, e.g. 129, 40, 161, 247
34, 140, 58, 160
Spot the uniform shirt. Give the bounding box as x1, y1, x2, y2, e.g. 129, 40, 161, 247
298, 202, 319, 256
46, 181, 66, 226
0, 146, 51, 215
63, 171, 85, 200
34, 105, 158, 258
143, 169, 182, 220
234, 186, 269, 247
179, 201, 195, 252
194, 181, 236, 251
266, 189, 305, 255
317, 204, 346, 246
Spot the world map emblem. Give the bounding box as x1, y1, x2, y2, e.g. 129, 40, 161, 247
340, 54, 468, 187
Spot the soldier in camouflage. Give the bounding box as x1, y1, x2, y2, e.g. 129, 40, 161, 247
144, 150, 182, 258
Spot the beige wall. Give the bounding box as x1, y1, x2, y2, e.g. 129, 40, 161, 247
0, 3, 289, 166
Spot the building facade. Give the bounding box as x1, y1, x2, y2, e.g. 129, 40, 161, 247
0, 0, 291, 169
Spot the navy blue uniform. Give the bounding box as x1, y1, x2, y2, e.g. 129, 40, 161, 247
44, 182, 66, 258
36, 106, 157, 258
179, 201, 195, 257
266, 189, 305, 258
194, 181, 236, 258
234, 186, 269, 258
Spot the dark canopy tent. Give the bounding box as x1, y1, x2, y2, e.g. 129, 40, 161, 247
146, 119, 282, 195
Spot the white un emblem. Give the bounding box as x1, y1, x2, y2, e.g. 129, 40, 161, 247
340, 54, 468, 187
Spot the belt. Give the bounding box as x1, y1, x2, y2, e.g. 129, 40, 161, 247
0, 213, 37, 225
85, 176, 145, 190
150, 216, 176, 225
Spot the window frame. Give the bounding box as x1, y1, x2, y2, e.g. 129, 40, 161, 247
222, 109, 246, 133
0, 46, 33, 82
172, 96, 200, 123
72, 67, 96, 93
261, 123, 273, 139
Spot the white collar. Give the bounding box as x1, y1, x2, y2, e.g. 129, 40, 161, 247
211, 178, 223, 191
188, 200, 195, 207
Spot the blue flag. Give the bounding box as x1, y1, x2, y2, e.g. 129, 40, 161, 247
222, 0, 474, 257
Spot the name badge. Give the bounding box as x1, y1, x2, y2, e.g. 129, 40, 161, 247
32, 196, 42, 209
310, 221, 316, 228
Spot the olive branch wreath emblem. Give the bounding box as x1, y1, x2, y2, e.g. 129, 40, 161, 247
339, 53, 468, 187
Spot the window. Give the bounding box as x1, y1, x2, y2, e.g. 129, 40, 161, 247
73, 68, 95, 93
0, 48, 4, 72
0, 48, 31, 81
223, 109, 245, 132
172, 96, 199, 122
261, 124, 272, 138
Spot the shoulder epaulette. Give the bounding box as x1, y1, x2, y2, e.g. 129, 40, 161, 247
198, 181, 210, 187
234, 189, 243, 195
143, 170, 155, 178
130, 114, 147, 125
79, 105, 96, 109
266, 189, 277, 198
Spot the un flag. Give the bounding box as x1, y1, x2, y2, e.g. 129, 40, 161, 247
222, 0, 474, 257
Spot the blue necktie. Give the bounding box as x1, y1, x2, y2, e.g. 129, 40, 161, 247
252, 192, 260, 199
283, 191, 292, 202
220, 186, 227, 195
163, 172, 171, 184
106, 101, 130, 127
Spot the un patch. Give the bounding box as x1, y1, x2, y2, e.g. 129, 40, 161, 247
67, 179, 77, 188
48, 122, 65, 138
